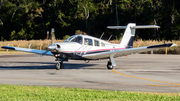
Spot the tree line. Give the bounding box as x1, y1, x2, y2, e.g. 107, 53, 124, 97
0, 0, 180, 41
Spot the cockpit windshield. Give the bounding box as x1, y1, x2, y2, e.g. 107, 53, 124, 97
64, 35, 76, 42
64, 35, 83, 44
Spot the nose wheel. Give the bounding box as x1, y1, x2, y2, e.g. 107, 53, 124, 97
56, 61, 63, 70
107, 61, 114, 70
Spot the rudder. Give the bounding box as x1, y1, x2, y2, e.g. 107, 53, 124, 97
119, 23, 136, 48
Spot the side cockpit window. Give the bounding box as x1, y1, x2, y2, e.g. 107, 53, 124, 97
94, 40, 100, 46
76, 36, 83, 44
84, 38, 93, 46
72, 36, 82, 44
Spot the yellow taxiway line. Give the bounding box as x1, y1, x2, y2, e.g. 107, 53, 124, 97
112, 70, 180, 86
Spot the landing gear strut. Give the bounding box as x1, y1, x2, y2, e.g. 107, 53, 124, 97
56, 61, 63, 70
107, 61, 114, 70
107, 55, 116, 70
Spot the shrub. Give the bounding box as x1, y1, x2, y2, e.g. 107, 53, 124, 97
63, 35, 70, 40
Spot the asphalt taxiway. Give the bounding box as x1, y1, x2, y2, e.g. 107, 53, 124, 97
0, 54, 180, 93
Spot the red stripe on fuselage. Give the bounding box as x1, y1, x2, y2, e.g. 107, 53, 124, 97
60, 47, 126, 53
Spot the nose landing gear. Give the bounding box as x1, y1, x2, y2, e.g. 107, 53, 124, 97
55, 57, 68, 70
56, 61, 63, 70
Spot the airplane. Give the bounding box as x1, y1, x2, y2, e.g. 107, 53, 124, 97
1, 23, 177, 70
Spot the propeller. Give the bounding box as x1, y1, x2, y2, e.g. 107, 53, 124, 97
41, 44, 57, 56
41, 49, 50, 56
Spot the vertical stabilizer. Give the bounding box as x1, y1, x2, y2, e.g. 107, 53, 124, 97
120, 23, 136, 48
107, 23, 160, 49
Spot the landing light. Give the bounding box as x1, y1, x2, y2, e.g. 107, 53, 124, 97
55, 54, 58, 57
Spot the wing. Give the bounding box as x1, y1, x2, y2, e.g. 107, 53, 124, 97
1, 46, 53, 56
82, 43, 177, 59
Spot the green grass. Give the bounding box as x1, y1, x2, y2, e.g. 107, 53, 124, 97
0, 85, 179, 101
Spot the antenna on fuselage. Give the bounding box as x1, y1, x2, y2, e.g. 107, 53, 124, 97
100, 32, 104, 39
108, 35, 113, 42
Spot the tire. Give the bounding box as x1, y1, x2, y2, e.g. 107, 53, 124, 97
56, 62, 60, 70
107, 61, 113, 70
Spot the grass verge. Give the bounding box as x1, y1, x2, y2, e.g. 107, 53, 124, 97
0, 84, 179, 101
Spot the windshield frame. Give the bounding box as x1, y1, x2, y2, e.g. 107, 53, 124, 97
64, 35, 76, 42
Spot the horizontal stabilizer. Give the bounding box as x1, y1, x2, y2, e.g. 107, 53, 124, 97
132, 25, 160, 29
107, 26, 127, 29
107, 25, 160, 29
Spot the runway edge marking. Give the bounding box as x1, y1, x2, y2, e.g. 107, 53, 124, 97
112, 70, 180, 86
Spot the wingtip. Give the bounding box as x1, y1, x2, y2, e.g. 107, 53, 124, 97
1, 46, 15, 50
1, 46, 6, 49
171, 43, 178, 47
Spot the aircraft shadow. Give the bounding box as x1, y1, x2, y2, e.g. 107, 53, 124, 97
0, 61, 98, 70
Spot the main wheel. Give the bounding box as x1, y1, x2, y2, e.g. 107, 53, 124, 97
56, 62, 63, 70
107, 61, 113, 70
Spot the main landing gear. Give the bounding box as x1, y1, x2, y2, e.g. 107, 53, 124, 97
56, 61, 63, 70
107, 61, 113, 70
107, 56, 116, 70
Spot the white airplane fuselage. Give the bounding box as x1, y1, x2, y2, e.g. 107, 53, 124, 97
49, 35, 125, 60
